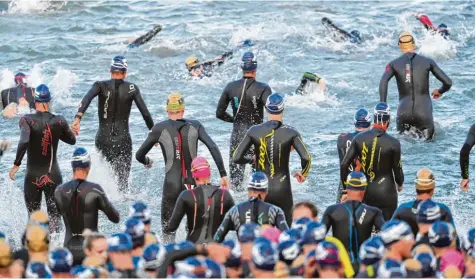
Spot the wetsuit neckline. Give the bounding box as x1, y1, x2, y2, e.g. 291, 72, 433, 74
372, 126, 387, 136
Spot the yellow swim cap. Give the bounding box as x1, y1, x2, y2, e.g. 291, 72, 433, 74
26, 226, 49, 252
415, 168, 436, 190
144, 232, 158, 246
166, 92, 185, 111
398, 31, 415, 50
0, 242, 11, 267
28, 210, 49, 228
185, 56, 199, 69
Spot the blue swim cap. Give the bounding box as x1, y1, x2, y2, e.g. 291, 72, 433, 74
359, 236, 385, 266
377, 259, 407, 278
71, 147, 91, 170
379, 220, 414, 247
107, 232, 133, 252
70, 265, 100, 278
49, 247, 73, 273
140, 244, 166, 271
350, 30, 361, 38
345, 171, 368, 191
462, 227, 475, 257
415, 252, 436, 277
300, 221, 326, 245
354, 108, 372, 128
204, 258, 226, 278
26, 262, 52, 278
238, 223, 260, 243
123, 218, 145, 248
291, 217, 312, 232
251, 240, 278, 271
129, 201, 151, 225
110, 56, 128, 72
374, 102, 391, 124
248, 171, 268, 192
34, 84, 52, 103
416, 200, 441, 224
278, 240, 301, 265
241, 52, 257, 72
14, 72, 26, 84
279, 228, 302, 243
175, 257, 206, 277
315, 240, 341, 269
222, 239, 242, 268
429, 221, 456, 248
265, 93, 285, 115
438, 23, 448, 29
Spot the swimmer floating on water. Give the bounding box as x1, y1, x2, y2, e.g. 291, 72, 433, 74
321, 17, 361, 44
295, 72, 326, 95
413, 13, 449, 39
1, 72, 35, 119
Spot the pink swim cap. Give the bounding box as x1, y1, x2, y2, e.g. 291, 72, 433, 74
261, 227, 281, 244
439, 250, 465, 274
191, 157, 211, 179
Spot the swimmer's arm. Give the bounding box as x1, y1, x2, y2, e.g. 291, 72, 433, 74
77, 81, 101, 115
274, 207, 289, 231
58, 116, 76, 145
213, 207, 235, 243
0, 90, 6, 110
198, 124, 227, 177
391, 205, 403, 220
135, 126, 161, 165
392, 141, 404, 186
132, 85, 154, 130
232, 132, 253, 164
292, 134, 312, 177
96, 186, 120, 223
429, 59, 452, 94
340, 139, 358, 185
13, 117, 30, 166
460, 124, 475, 179
223, 191, 235, 213
216, 86, 234, 123
337, 135, 346, 164
373, 209, 385, 231
164, 192, 187, 233
379, 64, 395, 102
321, 207, 332, 232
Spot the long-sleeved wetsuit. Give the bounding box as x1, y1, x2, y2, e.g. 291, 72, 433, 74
216, 77, 272, 191
379, 53, 452, 140
54, 179, 120, 265
340, 128, 404, 220
213, 197, 289, 243
336, 130, 362, 202
163, 184, 234, 244
135, 118, 227, 243
14, 111, 76, 233
1, 85, 35, 110
460, 124, 475, 179
77, 79, 154, 191
321, 17, 361, 44
232, 120, 312, 225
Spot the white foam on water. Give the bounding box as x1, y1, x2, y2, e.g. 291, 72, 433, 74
8, 0, 51, 13
87, 151, 123, 202
0, 70, 14, 91
49, 67, 78, 106
418, 31, 457, 60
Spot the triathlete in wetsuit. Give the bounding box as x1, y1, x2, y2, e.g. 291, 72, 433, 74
414, 13, 450, 39
216, 52, 272, 191
233, 93, 312, 225
185, 54, 230, 78
164, 157, 234, 244
392, 168, 455, 236
213, 172, 289, 243
54, 147, 120, 265
460, 124, 475, 191
322, 172, 385, 270
336, 108, 372, 202
321, 17, 362, 44
136, 92, 228, 243
9, 85, 76, 233
72, 56, 154, 191
341, 102, 404, 220
1, 73, 35, 111
379, 31, 452, 140
295, 72, 326, 95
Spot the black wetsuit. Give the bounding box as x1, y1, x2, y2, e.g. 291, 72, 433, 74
163, 184, 234, 244
391, 199, 455, 236
216, 77, 272, 191
136, 118, 227, 242
321, 17, 361, 44
54, 179, 120, 264
77, 79, 154, 191
14, 111, 76, 233
340, 127, 404, 220
337, 131, 363, 202
379, 53, 452, 140
460, 124, 475, 180
213, 197, 289, 243
232, 120, 312, 225
1, 85, 35, 110
322, 200, 385, 269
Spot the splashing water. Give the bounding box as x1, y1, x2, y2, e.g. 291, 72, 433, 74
49, 68, 78, 106
8, 0, 52, 13
418, 31, 457, 59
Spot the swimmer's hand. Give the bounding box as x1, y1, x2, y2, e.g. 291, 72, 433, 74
145, 158, 153, 169
72, 118, 81, 136
9, 165, 19, 181
340, 190, 348, 202
431, 89, 442, 99
398, 185, 403, 192
294, 172, 306, 183
219, 176, 230, 189
461, 178, 470, 192
3, 103, 17, 119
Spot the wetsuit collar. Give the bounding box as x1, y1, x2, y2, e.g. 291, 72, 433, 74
373, 124, 388, 131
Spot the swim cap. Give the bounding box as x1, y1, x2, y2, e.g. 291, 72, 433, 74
300, 221, 326, 246
238, 223, 260, 243
429, 221, 456, 248
462, 227, 475, 256
415, 168, 436, 190
14, 72, 26, 85
439, 250, 465, 274
279, 228, 302, 243
241, 52, 257, 72
261, 226, 281, 244
278, 240, 301, 265
34, 84, 52, 103
291, 217, 311, 232
222, 239, 242, 268
144, 232, 158, 245
398, 31, 415, 48
26, 262, 53, 278
345, 171, 367, 191
166, 92, 185, 111
403, 259, 423, 278
110, 56, 128, 72
71, 265, 100, 278
175, 257, 206, 277
354, 108, 372, 128
191, 156, 211, 179
26, 226, 50, 252
107, 232, 133, 252
374, 102, 390, 124
315, 240, 341, 269
350, 30, 361, 38
49, 247, 73, 273
29, 210, 49, 229
379, 220, 414, 247
0, 242, 11, 268
265, 93, 285, 115
416, 199, 441, 224
251, 240, 278, 271
71, 147, 91, 170
129, 201, 151, 225
411, 243, 433, 257
438, 23, 448, 29
359, 236, 385, 266
123, 218, 145, 248
247, 171, 268, 192
415, 252, 437, 278
140, 244, 166, 271
185, 56, 199, 70
204, 258, 226, 278
377, 259, 407, 278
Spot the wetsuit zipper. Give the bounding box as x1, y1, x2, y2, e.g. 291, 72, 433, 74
409, 53, 417, 113
110, 80, 120, 136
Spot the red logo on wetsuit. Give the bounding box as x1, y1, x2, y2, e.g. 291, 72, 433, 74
385, 65, 391, 72
41, 127, 52, 156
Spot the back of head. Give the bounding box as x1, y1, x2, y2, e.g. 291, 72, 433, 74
185, 56, 199, 70
123, 218, 145, 249
354, 108, 371, 129
398, 31, 415, 52
49, 247, 73, 273
300, 221, 326, 246
238, 223, 260, 243
265, 93, 285, 115
241, 52, 257, 73
166, 92, 185, 112
129, 201, 151, 225
416, 199, 441, 224
248, 171, 269, 193
439, 250, 465, 274
110, 55, 128, 73
14, 72, 26, 85
191, 157, 211, 180
34, 84, 52, 104
429, 221, 456, 248
277, 240, 301, 266
403, 258, 423, 278
315, 240, 341, 269
222, 239, 242, 268
204, 258, 226, 278
251, 240, 278, 271
441, 265, 462, 278
107, 232, 133, 253
415, 252, 437, 278
26, 226, 49, 253
415, 168, 436, 192
359, 236, 385, 266
26, 262, 52, 278
345, 171, 368, 192
373, 102, 391, 125
377, 259, 407, 278
140, 243, 166, 272
279, 228, 302, 244
0, 242, 11, 268
29, 210, 49, 229
72, 147, 91, 170
379, 220, 413, 247
291, 217, 311, 232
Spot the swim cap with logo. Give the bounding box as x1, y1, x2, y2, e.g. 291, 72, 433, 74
166, 92, 185, 111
